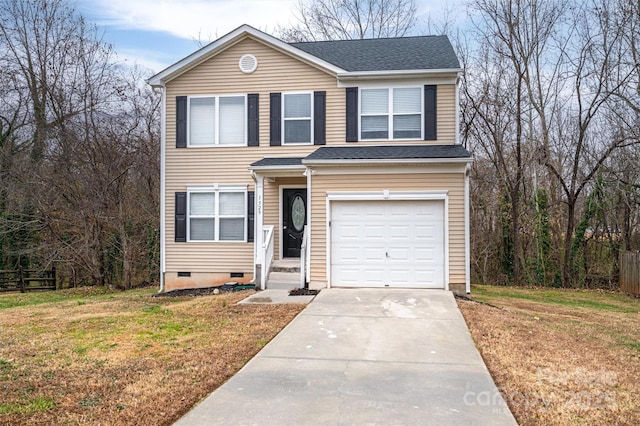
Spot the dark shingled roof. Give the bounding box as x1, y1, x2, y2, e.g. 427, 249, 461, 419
250, 157, 305, 167
303, 145, 471, 162
291, 36, 460, 72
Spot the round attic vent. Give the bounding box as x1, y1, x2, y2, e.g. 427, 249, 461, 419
239, 54, 258, 73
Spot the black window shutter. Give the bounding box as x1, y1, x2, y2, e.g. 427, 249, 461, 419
175, 192, 187, 242
248, 94, 259, 146
313, 91, 326, 145
424, 85, 437, 140
247, 191, 255, 242
176, 96, 187, 148
270, 93, 281, 146
345, 87, 358, 142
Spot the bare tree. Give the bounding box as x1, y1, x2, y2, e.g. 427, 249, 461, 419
277, 0, 417, 41
0, 0, 161, 287
463, 0, 640, 287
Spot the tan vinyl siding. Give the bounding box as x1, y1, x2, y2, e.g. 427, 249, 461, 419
165, 37, 339, 272
436, 84, 456, 144
164, 36, 461, 275
309, 172, 465, 285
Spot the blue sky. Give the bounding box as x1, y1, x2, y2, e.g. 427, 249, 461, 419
75, 0, 465, 74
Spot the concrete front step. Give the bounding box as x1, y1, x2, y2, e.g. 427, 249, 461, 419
266, 271, 302, 290
271, 265, 301, 273
270, 259, 301, 273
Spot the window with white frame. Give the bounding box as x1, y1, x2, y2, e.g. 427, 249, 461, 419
360, 87, 422, 140
188, 187, 246, 241
188, 95, 246, 146
283, 92, 312, 144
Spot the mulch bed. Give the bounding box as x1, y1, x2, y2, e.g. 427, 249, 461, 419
154, 283, 256, 298
289, 288, 320, 296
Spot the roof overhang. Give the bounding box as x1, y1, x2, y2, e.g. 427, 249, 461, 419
336, 68, 463, 83
248, 157, 307, 178
147, 25, 346, 87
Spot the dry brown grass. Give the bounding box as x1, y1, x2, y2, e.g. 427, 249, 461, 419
0, 288, 305, 425
458, 285, 640, 425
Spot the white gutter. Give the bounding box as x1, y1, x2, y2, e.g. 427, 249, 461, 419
302, 157, 472, 166
158, 85, 167, 293
337, 68, 463, 82
248, 164, 306, 172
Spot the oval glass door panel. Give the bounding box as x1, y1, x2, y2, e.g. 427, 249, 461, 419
291, 195, 306, 232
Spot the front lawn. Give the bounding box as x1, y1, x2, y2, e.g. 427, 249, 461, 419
0, 288, 304, 425
458, 285, 640, 425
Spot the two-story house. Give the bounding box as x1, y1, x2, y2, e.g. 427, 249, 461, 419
147, 25, 471, 295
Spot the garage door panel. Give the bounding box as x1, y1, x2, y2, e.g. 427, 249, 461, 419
388, 269, 410, 285
414, 223, 440, 239
364, 247, 384, 262
414, 270, 440, 288
333, 245, 363, 263
415, 247, 438, 262
333, 223, 360, 239
331, 200, 445, 289
388, 224, 411, 240
389, 247, 410, 262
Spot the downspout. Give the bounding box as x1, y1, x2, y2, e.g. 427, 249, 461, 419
158, 84, 167, 293
249, 170, 257, 285
455, 74, 461, 146
304, 167, 313, 284
465, 163, 471, 294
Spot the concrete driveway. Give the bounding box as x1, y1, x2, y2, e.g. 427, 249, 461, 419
175, 289, 517, 426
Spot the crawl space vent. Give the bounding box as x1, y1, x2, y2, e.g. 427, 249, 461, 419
239, 54, 258, 74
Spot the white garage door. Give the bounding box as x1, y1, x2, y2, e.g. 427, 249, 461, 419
331, 200, 445, 288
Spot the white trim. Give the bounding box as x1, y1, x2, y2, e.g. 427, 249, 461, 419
305, 168, 313, 283
325, 192, 449, 289
159, 85, 167, 293
281, 91, 314, 146
278, 184, 308, 260
337, 68, 463, 81
444, 196, 450, 290
147, 25, 345, 86
254, 175, 264, 285
326, 190, 448, 201
337, 76, 458, 88
248, 164, 306, 172
325, 196, 331, 288
303, 157, 472, 166
308, 164, 469, 175
455, 77, 461, 145
464, 164, 471, 293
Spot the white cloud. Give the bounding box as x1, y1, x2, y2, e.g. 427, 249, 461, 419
88, 0, 298, 40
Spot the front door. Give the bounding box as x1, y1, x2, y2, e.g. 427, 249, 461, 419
283, 188, 307, 258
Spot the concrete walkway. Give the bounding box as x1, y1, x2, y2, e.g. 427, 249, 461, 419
175, 289, 517, 426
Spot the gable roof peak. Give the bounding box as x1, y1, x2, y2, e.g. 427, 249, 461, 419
147, 24, 460, 87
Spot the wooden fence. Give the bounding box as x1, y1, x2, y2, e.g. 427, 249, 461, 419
0, 268, 56, 293
620, 251, 640, 296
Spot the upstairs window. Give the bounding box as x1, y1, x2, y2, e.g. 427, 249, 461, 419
188, 95, 246, 146
359, 87, 422, 140
283, 93, 312, 144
